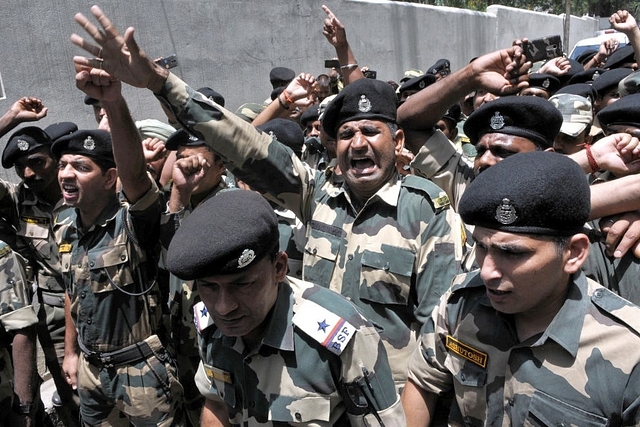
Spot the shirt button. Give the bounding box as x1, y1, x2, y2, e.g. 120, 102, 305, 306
89, 261, 95, 268
312, 248, 317, 255
295, 412, 302, 421
594, 289, 603, 298
87, 318, 93, 325
460, 373, 466, 381
80, 292, 86, 299
28, 231, 33, 236
556, 423, 566, 427
383, 262, 390, 271
508, 398, 514, 406
120, 255, 126, 261
347, 254, 353, 260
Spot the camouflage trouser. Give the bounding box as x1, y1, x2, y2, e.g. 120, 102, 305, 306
77, 335, 184, 427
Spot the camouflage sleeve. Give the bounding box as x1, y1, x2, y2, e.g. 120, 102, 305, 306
413, 200, 463, 325
0, 242, 37, 332
411, 131, 475, 211
156, 73, 316, 222
123, 177, 162, 250
407, 287, 456, 397
340, 320, 406, 426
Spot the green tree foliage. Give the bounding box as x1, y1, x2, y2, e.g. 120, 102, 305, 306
397, 0, 640, 17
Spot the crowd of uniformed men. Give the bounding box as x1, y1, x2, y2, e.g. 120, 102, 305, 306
2, 3, 640, 426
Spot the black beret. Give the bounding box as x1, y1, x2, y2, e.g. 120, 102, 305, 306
558, 59, 584, 86
322, 78, 398, 139
442, 103, 462, 125
596, 93, 640, 128
2, 126, 53, 168
299, 105, 320, 128
427, 58, 451, 75
166, 189, 280, 279
196, 87, 225, 107
555, 83, 598, 105
83, 95, 99, 105
592, 68, 633, 96
575, 49, 598, 65
269, 67, 296, 88
270, 86, 284, 102
165, 128, 207, 151
604, 44, 635, 69
50, 129, 114, 168
256, 118, 304, 156
527, 73, 561, 95
44, 122, 78, 142
619, 69, 640, 97
459, 151, 590, 236
398, 73, 437, 95
463, 95, 562, 148
568, 68, 606, 85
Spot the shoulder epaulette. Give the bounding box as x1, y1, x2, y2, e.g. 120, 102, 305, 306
292, 299, 356, 356
0, 241, 10, 259
401, 175, 451, 210
590, 284, 640, 334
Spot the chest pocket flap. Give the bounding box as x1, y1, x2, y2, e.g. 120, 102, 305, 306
527, 390, 609, 427
87, 243, 133, 290
360, 245, 414, 305
269, 395, 331, 423
19, 220, 49, 239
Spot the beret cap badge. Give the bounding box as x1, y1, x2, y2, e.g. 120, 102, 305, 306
358, 95, 372, 113
495, 198, 518, 224
17, 139, 30, 151
83, 136, 96, 151
542, 78, 550, 89
490, 112, 505, 130
238, 249, 256, 269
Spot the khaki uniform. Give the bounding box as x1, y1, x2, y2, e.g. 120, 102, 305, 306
195, 277, 405, 426
57, 185, 183, 426
155, 73, 464, 387
408, 270, 640, 425
0, 180, 73, 403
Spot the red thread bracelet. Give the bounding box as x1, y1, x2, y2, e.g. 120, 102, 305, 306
283, 91, 294, 105
585, 143, 600, 173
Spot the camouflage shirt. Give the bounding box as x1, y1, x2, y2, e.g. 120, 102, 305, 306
408, 270, 640, 426
0, 240, 38, 402
156, 73, 464, 386
0, 180, 70, 291
56, 185, 163, 352
410, 130, 475, 212
194, 277, 405, 426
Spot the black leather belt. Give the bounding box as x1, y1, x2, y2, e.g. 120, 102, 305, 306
80, 339, 155, 369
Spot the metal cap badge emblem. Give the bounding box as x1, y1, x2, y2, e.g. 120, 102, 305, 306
490, 112, 505, 130
495, 198, 518, 224
542, 78, 550, 89
358, 94, 372, 113
17, 139, 30, 151
237, 248, 255, 268
593, 71, 600, 80
83, 136, 96, 151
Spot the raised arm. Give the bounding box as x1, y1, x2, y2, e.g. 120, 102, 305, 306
0, 97, 48, 139
398, 46, 531, 152
610, 10, 640, 66
321, 5, 365, 85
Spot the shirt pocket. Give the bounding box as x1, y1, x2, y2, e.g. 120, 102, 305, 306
269, 395, 331, 423
304, 227, 341, 286
444, 348, 488, 416
359, 245, 414, 306
525, 390, 609, 427
87, 243, 134, 293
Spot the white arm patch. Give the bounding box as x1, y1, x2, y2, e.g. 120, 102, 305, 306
193, 300, 215, 332
292, 300, 356, 355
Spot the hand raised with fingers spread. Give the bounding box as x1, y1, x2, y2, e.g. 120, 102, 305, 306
470, 46, 532, 96
70, 5, 168, 91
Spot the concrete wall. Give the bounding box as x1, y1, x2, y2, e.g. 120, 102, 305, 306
0, 0, 598, 182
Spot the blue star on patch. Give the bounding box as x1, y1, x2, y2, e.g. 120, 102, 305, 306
200, 306, 208, 317
317, 319, 330, 332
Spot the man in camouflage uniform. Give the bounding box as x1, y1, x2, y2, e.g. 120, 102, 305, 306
160, 128, 228, 426
167, 189, 405, 425
0, 238, 39, 426
0, 120, 79, 415
55, 70, 183, 425
69, 8, 463, 390
403, 151, 640, 426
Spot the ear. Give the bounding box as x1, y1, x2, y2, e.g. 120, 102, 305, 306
104, 167, 118, 189
273, 252, 289, 282
563, 234, 590, 274
394, 128, 405, 155
450, 127, 458, 141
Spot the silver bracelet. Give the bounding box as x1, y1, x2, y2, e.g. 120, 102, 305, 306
340, 63, 359, 70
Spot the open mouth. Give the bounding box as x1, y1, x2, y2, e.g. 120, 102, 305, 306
350, 157, 375, 173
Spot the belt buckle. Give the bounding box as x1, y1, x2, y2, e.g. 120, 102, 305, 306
100, 354, 114, 368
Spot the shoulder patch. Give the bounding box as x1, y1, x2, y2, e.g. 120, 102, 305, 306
401, 175, 451, 209
292, 300, 356, 355
203, 364, 232, 384
21, 216, 49, 225
193, 300, 215, 332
